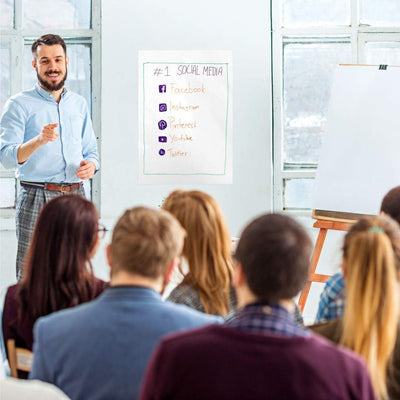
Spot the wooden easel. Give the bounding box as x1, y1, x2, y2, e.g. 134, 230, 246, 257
298, 214, 357, 312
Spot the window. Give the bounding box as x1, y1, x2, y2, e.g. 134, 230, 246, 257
0, 0, 101, 216
272, 0, 400, 211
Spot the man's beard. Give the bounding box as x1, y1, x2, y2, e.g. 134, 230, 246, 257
38, 68, 67, 91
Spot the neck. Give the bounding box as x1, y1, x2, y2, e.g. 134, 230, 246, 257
236, 285, 294, 312
110, 270, 163, 293
39, 83, 64, 103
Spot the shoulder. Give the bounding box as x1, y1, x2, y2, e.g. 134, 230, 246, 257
93, 278, 109, 296
323, 272, 344, 295
167, 283, 204, 311
3, 284, 21, 325
4, 284, 20, 308
5, 283, 19, 298
9, 87, 40, 104
1, 88, 43, 118
35, 296, 100, 335
161, 300, 220, 326
306, 334, 372, 378
168, 283, 198, 301
157, 324, 223, 351
2, 95, 27, 115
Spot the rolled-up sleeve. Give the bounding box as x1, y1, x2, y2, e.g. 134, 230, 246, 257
0, 99, 26, 169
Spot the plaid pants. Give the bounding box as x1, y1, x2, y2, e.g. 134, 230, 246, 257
15, 185, 85, 280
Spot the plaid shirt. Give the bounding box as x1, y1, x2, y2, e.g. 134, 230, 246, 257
167, 282, 237, 318
226, 303, 310, 337
315, 272, 345, 323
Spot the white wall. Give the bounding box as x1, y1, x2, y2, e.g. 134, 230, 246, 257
101, 0, 272, 236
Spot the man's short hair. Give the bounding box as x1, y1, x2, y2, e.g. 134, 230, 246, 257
380, 186, 400, 225
31, 34, 67, 59
110, 207, 185, 278
235, 213, 312, 303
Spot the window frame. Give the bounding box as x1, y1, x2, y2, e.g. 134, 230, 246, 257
271, 0, 400, 213
0, 0, 101, 218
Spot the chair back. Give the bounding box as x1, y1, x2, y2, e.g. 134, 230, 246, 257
6, 339, 33, 378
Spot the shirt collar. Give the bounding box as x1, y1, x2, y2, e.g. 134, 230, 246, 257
226, 302, 309, 337
100, 286, 162, 302
34, 82, 68, 101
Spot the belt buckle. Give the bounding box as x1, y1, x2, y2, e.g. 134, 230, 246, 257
61, 185, 68, 193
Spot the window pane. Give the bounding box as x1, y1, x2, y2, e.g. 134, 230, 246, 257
283, 179, 314, 209
0, 178, 15, 208
283, 0, 350, 27
365, 42, 400, 65
0, 45, 11, 112
24, 43, 92, 110
283, 40, 352, 165
360, 0, 400, 26
0, 0, 13, 29
22, 0, 91, 29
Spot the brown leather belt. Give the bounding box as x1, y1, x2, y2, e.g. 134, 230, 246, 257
21, 181, 83, 193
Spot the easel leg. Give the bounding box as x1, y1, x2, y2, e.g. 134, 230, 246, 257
298, 228, 328, 313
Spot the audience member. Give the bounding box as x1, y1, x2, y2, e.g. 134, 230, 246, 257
140, 213, 376, 400
310, 215, 400, 399
162, 190, 235, 317
2, 194, 107, 377
30, 206, 219, 400
316, 185, 400, 322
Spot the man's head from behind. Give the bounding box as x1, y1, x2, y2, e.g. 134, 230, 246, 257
234, 213, 312, 304
108, 207, 185, 282
380, 186, 400, 225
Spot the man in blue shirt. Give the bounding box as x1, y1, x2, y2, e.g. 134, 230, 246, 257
30, 206, 219, 400
315, 185, 400, 322
0, 34, 99, 278
315, 271, 345, 322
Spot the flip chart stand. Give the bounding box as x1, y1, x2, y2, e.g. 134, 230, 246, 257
298, 218, 354, 312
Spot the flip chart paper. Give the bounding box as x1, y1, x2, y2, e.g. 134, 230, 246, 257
313, 65, 400, 215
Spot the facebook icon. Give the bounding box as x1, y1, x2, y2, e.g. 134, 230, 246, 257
159, 85, 167, 93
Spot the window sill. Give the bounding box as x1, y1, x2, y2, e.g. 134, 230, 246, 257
0, 211, 16, 230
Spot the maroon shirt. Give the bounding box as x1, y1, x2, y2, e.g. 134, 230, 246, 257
2, 278, 108, 354
140, 325, 377, 400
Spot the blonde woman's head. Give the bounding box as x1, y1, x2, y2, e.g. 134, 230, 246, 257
341, 214, 400, 399
162, 190, 233, 315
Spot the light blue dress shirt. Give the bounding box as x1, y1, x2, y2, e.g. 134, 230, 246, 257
0, 83, 99, 183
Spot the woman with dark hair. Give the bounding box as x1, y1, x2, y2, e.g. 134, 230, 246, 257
2, 194, 108, 376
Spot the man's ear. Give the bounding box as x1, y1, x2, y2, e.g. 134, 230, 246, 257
106, 243, 113, 268
164, 257, 179, 284
32, 59, 37, 70
65, 56, 69, 67
233, 262, 246, 288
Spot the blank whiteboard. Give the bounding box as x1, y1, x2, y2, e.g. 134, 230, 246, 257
313, 65, 400, 216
